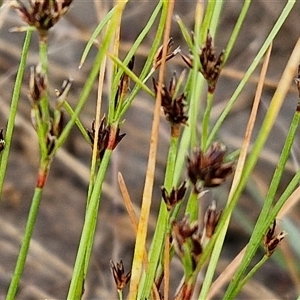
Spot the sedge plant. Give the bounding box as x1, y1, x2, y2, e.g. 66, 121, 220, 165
0, 0, 299, 299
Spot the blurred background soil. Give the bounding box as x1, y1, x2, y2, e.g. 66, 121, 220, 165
0, 1, 300, 299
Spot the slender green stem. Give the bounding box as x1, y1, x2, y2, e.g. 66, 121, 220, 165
270, 170, 300, 222
6, 33, 54, 300
6, 184, 46, 299
189, 1, 203, 149
67, 150, 112, 299
209, 0, 224, 38
79, 6, 117, 68
0, 30, 32, 199
34, 106, 48, 158
223, 0, 251, 64
63, 101, 90, 143
86, 158, 101, 206
38, 37, 50, 125
235, 255, 268, 295
185, 190, 199, 222
201, 91, 214, 151
172, 2, 206, 187
182, 243, 194, 279
199, 0, 216, 44
259, 106, 300, 218
140, 132, 179, 299
201, 1, 223, 151
117, 1, 164, 121
172, 76, 205, 190
175, 15, 193, 50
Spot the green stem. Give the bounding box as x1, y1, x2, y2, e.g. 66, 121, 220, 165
0, 30, 32, 199
39, 36, 48, 75
200, 1, 223, 151
117, 289, 123, 300
172, 1, 206, 186
209, 1, 224, 37
185, 190, 199, 222
117, 1, 164, 121
259, 106, 300, 217
5, 36, 53, 299
235, 255, 268, 295
38, 37, 50, 125
199, 0, 216, 44
67, 150, 112, 299
172, 75, 205, 189
140, 132, 179, 299
201, 91, 214, 151
34, 106, 49, 158
182, 243, 194, 279
63, 101, 90, 143
6, 167, 49, 299
223, 0, 251, 64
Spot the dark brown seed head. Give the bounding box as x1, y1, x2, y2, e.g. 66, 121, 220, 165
203, 201, 222, 238
110, 260, 131, 291
172, 215, 203, 268
55, 78, 73, 108
12, 0, 73, 37
200, 33, 224, 92
28, 65, 47, 106
187, 142, 234, 191
161, 181, 187, 211
263, 220, 287, 257
115, 56, 135, 108
172, 215, 198, 257
153, 37, 180, 70
153, 72, 188, 126
181, 32, 224, 93
180, 51, 193, 69
87, 117, 125, 159
190, 235, 202, 264
87, 117, 109, 159
51, 111, 64, 138
46, 111, 64, 155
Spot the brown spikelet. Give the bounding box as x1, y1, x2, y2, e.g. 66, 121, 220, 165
187, 142, 234, 192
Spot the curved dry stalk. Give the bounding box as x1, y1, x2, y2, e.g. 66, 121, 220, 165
164, 232, 170, 300
118, 172, 139, 234
128, 1, 175, 298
